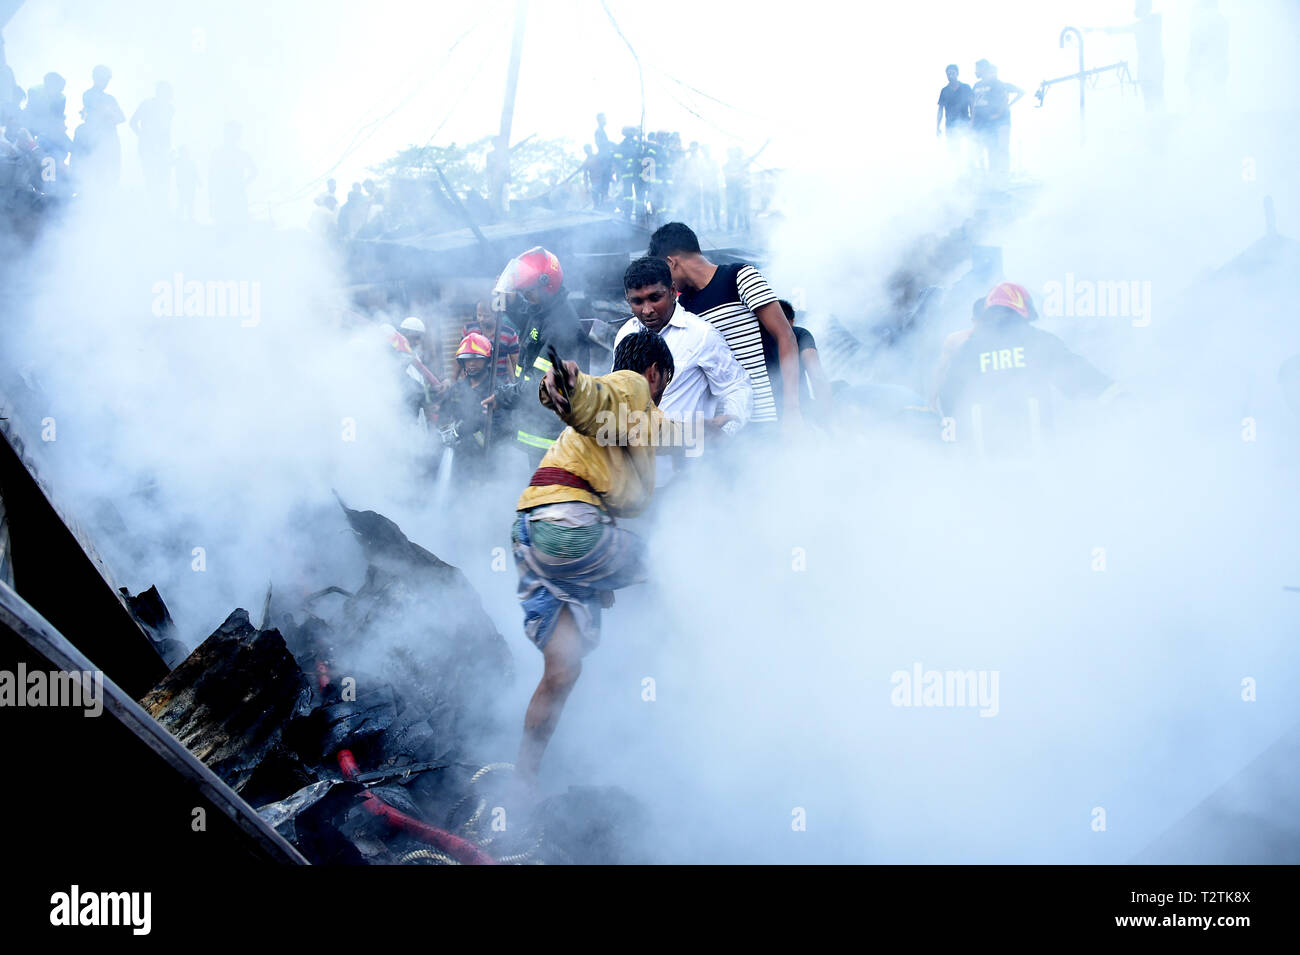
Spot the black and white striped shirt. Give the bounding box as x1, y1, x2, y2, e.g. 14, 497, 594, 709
678, 263, 781, 422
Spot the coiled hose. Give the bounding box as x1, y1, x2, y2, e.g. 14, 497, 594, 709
397, 848, 459, 865
447, 762, 547, 865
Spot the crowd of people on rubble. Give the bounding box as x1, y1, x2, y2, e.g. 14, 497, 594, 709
307, 110, 771, 241
309, 177, 391, 239
580, 111, 769, 230
0, 49, 256, 231
374, 219, 1119, 522
0, 55, 777, 244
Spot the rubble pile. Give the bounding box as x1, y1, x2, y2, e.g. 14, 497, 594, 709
137, 499, 646, 864
141, 608, 313, 800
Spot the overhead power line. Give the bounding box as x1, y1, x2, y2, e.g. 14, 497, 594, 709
600, 0, 645, 133
594, 4, 771, 166
261, 16, 488, 210
646, 62, 762, 120
419, 48, 496, 150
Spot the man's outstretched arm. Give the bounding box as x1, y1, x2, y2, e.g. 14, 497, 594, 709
755, 300, 804, 424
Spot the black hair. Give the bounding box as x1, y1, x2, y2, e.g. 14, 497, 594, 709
946, 64, 959, 73
778, 299, 796, 322
613, 329, 674, 383
623, 256, 673, 293
647, 221, 701, 258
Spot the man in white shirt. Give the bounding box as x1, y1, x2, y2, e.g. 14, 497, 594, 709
614, 257, 752, 476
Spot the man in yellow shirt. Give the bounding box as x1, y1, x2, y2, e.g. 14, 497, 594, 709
513, 330, 680, 780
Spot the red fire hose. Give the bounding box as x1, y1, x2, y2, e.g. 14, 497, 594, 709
337, 748, 497, 866
317, 655, 496, 866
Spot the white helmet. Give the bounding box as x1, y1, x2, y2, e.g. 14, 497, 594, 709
399, 316, 426, 335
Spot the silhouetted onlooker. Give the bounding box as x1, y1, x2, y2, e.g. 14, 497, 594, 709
937, 64, 972, 161
315, 177, 337, 207
338, 181, 368, 236
971, 59, 1023, 185
594, 112, 613, 203
131, 81, 175, 206
309, 193, 338, 237
1094, 0, 1165, 113
73, 65, 126, 189
0, 38, 23, 131
581, 144, 604, 208
723, 146, 749, 232
209, 121, 256, 226
23, 72, 71, 161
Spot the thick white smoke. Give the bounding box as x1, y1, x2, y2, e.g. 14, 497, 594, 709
5, 188, 441, 642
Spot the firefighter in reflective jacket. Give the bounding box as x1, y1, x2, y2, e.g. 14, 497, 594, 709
484, 246, 588, 466
641, 133, 662, 223
613, 126, 642, 222
649, 131, 675, 222
932, 282, 1118, 457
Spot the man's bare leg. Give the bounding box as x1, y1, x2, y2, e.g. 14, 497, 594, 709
517, 605, 584, 781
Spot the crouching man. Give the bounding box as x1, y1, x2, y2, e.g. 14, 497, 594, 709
513, 330, 680, 780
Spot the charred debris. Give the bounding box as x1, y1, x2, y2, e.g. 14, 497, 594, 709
137, 496, 645, 865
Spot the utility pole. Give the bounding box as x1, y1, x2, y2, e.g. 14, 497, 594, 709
491, 0, 528, 216
1035, 26, 1133, 147
1061, 27, 1086, 144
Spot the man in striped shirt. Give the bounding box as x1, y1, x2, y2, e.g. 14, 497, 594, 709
648, 222, 802, 428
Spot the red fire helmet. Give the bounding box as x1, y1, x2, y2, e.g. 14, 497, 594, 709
456, 332, 493, 360
984, 282, 1036, 319
493, 247, 564, 301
